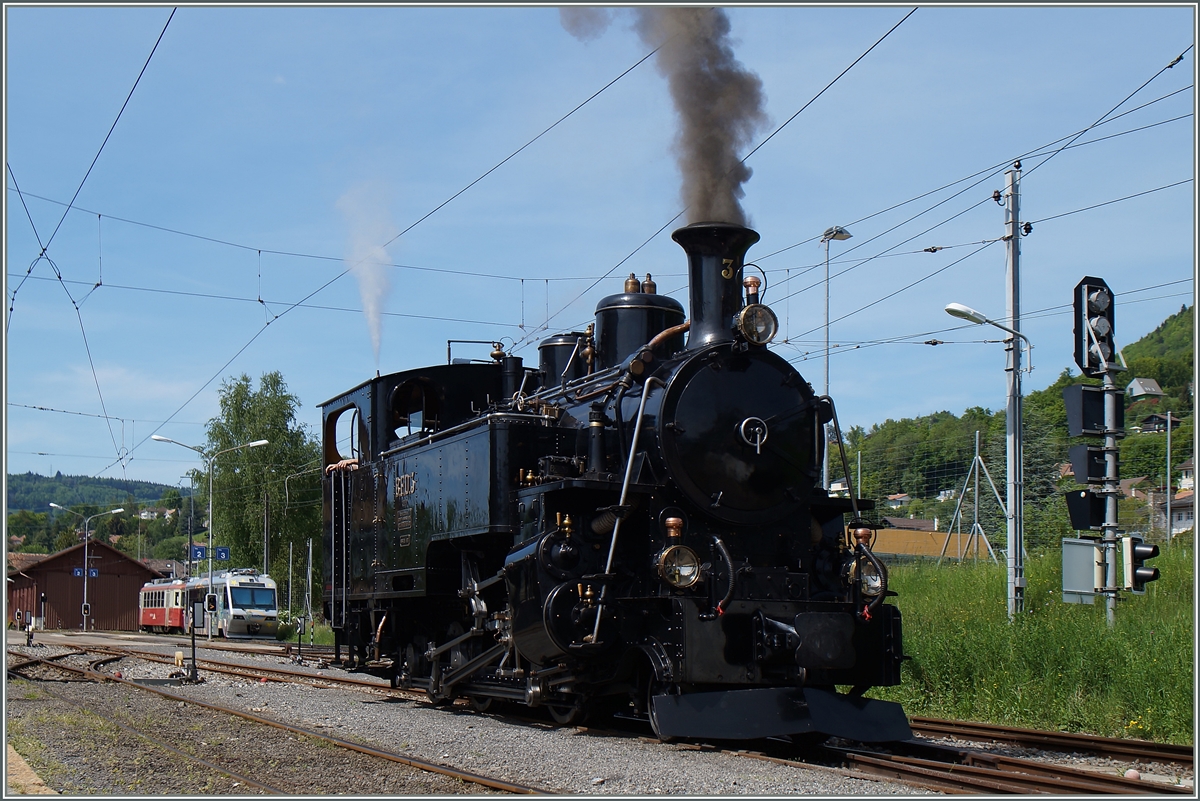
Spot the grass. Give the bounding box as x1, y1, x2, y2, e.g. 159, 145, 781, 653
276, 620, 336, 645
872, 535, 1194, 743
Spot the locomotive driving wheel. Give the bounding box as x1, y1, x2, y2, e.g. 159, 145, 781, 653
547, 701, 585, 726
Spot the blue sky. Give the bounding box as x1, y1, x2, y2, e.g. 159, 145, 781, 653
4, 5, 1196, 489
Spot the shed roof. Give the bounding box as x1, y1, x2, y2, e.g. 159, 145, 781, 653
7, 539, 164, 580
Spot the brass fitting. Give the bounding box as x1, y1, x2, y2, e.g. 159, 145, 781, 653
743, 275, 761, 304
664, 517, 683, 542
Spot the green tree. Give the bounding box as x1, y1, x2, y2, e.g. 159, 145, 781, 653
201, 372, 321, 595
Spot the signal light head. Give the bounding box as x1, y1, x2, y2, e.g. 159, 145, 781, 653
1087, 288, 1111, 314
1122, 536, 1161, 594
1073, 277, 1117, 377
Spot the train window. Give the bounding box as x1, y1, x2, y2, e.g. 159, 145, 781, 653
230, 587, 276, 610
325, 404, 370, 466
389, 379, 443, 441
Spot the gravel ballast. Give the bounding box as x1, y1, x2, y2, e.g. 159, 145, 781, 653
7, 639, 933, 795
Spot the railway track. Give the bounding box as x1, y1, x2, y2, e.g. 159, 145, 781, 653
6, 670, 286, 794
910, 715, 1194, 768
12, 641, 1192, 795
7, 650, 548, 795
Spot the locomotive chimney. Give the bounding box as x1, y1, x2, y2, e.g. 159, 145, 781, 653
671, 222, 760, 348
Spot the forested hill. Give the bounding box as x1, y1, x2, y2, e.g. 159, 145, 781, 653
1124, 303, 1192, 362
846, 304, 1193, 548
6, 471, 182, 513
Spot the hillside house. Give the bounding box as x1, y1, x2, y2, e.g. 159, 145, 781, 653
1179, 458, 1194, 492
1138, 413, 1183, 434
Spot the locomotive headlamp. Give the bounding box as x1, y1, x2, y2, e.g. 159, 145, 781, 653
858, 560, 884, 597
841, 555, 885, 597
658, 545, 701, 588
735, 304, 778, 345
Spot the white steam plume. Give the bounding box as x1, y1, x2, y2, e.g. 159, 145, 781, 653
336, 181, 397, 365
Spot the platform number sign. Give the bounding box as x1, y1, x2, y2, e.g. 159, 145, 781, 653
88, 568, 99, 578
73, 567, 84, 577
215, 546, 231, 561
191, 545, 207, 561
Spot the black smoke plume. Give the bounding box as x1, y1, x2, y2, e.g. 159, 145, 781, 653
560, 7, 768, 225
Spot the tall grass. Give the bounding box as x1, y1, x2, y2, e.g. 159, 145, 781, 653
872, 536, 1194, 744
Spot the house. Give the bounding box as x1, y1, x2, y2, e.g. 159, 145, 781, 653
141, 558, 186, 579
1165, 493, 1194, 536
1120, 476, 1149, 500
880, 516, 939, 532
936, 488, 957, 503
7, 540, 163, 631
829, 477, 850, 497
885, 493, 911, 508
1179, 458, 1194, 492
1138, 413, 1183, 434
138, 507, 177, 521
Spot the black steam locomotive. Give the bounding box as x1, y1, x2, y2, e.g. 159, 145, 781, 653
321, 222, 908, 742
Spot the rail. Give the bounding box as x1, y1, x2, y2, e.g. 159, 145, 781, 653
8, 649, 551, 795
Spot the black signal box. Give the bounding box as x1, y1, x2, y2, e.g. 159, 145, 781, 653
1069, 444, 1109, 484
1063, 384, 1120, 437
1065, 489, 1106, 530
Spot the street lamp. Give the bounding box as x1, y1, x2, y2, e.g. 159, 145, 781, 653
820, 225, 852, 491
152, 435, 268, 639
52, 503, 123, 631
945, 302, 1033, 619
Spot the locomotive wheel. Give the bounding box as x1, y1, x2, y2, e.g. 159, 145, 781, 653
469, 696, 493, 713
547, 702, 585, 726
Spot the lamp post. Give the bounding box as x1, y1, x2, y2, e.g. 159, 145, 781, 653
52, 503, 123, 631
820, 225, 852, 491
946, 302, 1032, 619
152, 435, 268, 639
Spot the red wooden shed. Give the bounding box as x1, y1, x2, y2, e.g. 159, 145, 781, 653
8, 540, 163, 631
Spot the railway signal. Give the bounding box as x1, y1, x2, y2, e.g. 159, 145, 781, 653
205, 593, 218, 612
1073, 277, 1116, 377
1122, 536, 1160, 594
1063, 275, 1137, 627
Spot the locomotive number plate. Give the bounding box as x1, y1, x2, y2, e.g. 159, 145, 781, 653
396, 472, 418, 497
396, 507, 413, 532
398, 534, 411, 547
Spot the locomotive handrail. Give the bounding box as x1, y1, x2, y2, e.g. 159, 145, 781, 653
379, 411, 561, 458
821, 394, 862, 522
588, 375, 665, 645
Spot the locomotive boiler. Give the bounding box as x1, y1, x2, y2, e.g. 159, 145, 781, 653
321, 222, 909, 742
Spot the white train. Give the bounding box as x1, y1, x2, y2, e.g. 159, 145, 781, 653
186, 568, 280, 639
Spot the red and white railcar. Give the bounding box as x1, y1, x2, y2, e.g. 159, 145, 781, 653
138, 577, 188, 634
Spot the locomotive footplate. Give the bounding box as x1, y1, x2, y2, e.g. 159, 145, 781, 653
648, 686, 911, 742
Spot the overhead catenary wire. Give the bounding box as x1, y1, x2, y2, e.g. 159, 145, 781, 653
513, 8, 919, 347
11, 23, 1190, 482
87, 40, 663, 478
1021, 46, 1192, 181
7, 8, 177, 327
5, 106, 1188, 295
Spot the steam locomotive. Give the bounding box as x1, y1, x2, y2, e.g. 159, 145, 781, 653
321, 222, 909, 742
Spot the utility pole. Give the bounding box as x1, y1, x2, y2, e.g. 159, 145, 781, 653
1165, 410, 1173, 541
1003, 165, 1026, 618
263, 477, 269, 574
